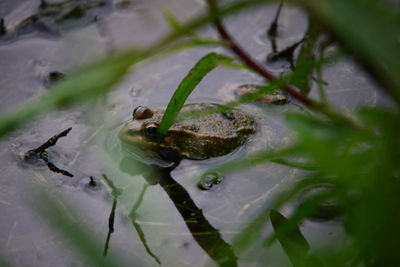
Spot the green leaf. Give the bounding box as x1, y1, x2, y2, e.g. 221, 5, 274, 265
290, 17, 321, 95
156, 52, 233, 142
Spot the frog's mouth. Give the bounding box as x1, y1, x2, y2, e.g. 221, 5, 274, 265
118, 125, 161, 152
119, 127, 153, 147
118, 126, 181, 166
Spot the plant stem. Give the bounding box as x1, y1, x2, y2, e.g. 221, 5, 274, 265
206, 0, 358, 128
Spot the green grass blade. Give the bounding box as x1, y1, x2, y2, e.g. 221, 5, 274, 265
156, 52, 233, 142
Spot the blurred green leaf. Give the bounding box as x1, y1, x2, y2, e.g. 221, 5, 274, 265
162, 10, 201, 40
296, 0, 400, 104
270, 158, 318, 170
290, 17, 321, 95
156, 52, 233, 142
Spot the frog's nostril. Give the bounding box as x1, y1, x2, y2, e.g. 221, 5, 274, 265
127, 129, 135, 136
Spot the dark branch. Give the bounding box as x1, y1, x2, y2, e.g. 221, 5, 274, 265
28, 127, 72, 155
24, 127, 74, 177
207, 1, 315, 107
267, 1, 283, 38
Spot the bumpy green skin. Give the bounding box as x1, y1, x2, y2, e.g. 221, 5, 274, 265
119, 103, 256, 160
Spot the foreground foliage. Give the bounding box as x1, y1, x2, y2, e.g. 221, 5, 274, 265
2, 0, 399, 266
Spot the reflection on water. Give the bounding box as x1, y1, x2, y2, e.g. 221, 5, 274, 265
119, 156, 238, 267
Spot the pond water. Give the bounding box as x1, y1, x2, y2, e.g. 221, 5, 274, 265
0, 0, 385, 266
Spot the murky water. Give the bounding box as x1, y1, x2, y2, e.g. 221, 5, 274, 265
0, 0, 383, 266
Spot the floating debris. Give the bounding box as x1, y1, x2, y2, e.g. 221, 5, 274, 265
197, 172, 222, 191
48, 71, 65, 83
23, 127, 74, 177
88, 176, 97, 186
0, 18, 6, 35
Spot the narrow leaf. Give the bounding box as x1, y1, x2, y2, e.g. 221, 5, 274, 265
270, 209, 310, 267
156, 52, 233, 142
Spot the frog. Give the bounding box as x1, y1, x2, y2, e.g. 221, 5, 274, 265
118, 103, 256, 161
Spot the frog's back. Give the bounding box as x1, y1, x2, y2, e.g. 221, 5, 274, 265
165, 103, 256, 159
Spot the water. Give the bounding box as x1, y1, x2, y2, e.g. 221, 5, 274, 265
0, 0, 383, 266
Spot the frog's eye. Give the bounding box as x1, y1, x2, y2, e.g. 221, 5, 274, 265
133, 106, 153, 120
143, 122, 158, 136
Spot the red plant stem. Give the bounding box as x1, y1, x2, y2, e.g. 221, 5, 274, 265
208, 0, 316, 107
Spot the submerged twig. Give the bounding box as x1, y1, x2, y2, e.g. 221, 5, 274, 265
103, 198, 117, 256
0, 18, 6, 35
267, 2, 283, 39
26, 127, 72, 156
102, 174, 122, 256
24, 127, 73, 177
45, 160, 74, 177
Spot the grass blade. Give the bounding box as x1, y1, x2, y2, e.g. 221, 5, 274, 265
156, 52, 233, 142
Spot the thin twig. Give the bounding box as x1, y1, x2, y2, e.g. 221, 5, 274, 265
267, 1, 283, 38
103, 198, 117, 256
0, 18, 6, 35
28, 127, 72, 155
24, 127, 74, 177
102, 174, 122, 256
45, 161, 74, 177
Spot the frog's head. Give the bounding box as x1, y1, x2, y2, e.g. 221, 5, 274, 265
118, 106, 161, 150
119, 106, 183, 163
